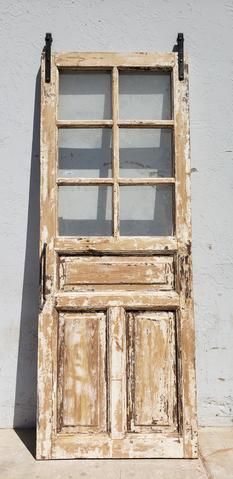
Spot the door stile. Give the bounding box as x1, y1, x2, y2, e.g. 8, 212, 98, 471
37, 52, 58, 459
173, 57, 198, 457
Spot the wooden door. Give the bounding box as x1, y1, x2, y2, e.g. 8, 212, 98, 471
37, 52, 198, 459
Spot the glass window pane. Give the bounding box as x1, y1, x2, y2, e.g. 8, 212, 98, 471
119, 71, 171, 120
119, 129, 172, 178
120, 185, 173, 236
58, 71, 111, 120
58, 129, 112, 178
58, 186, 112, 236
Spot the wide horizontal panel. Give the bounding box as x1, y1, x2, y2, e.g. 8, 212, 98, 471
57, 312, 106, 433
55, 291, 179, 309
54, 236, 178, 253
59, 255, 174, 291
55, 52, 176, 68
52, 432, 183, 459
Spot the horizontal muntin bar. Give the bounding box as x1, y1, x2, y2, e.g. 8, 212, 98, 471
57, 177, 175, 186
56, 120, 113, 128
56, 120, 174, 128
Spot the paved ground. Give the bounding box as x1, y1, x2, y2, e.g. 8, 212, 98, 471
0, 428, 232, 478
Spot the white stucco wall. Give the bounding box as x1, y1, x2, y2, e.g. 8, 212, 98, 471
0, 0, 232, 428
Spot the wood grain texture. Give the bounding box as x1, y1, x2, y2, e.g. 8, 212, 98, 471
54, 236, 178, 253
55, 52, 176, 68
52, 432, 183, 459
59, 255, 174, 290
108, 307, 126, 439
55, 291, 180, 310
38, 50, 197, 459
57, 312, 106, 434
37, 53, 58, 460
127, 312, 177, 433
173, 57, 198, 457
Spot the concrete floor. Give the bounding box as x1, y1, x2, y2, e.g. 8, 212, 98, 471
0, 428, 232, 478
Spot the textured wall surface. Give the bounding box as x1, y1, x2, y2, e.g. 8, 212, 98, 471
0, 0, 232, 428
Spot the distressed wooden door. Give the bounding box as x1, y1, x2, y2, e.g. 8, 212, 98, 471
37, 52, 198, 459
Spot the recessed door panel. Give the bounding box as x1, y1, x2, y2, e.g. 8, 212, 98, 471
59, 255, 174, 291
57, 312, 107, 434
127, 312, 177, 432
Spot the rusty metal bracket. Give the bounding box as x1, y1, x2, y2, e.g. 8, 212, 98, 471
44, 33, 52, 83
177, 33, 184, 81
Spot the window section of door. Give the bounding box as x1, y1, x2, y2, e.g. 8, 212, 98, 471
58, 70, 112, 120
58, 185, 112, 236
57, 68, 175, 237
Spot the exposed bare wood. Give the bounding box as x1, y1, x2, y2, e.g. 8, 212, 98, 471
54, 236, 178, 253
57, 178, 114, 186
56, 119, 174, 128
118, 178, 175, 185
108, 307, 126, 439
57, 177, 175, 186
112, 67, 120, 237
127, 312, 177, 433
38, 50, 197, 460
55, 52, 176, 68
37, 52, 58, 460
52, 433, 183, 459
37, 297, 57, 459
55, 291, 179, 310
173, 56, 198, 458
56, 120, 113, 128
57, 312, 106, 434
118, 120, 174, 128
59, 255, 174, 290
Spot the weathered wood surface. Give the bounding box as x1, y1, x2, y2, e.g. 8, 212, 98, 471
55, 51, 176, 68
52, 433, 183, 459
55, 291, 180, 310
59, 255, 174, 290
54, 236, 178, 253
127, 312, 177, 433
57, 312, 106, 434
37, 51, 198, 460
173, 58, 198, 457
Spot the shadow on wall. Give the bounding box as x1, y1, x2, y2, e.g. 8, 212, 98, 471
13, 70, 40, 445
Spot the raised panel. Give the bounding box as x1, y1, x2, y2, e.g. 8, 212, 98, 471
127, 311, 177, 432
59, 255, 174, 292
57, 312, 106, 433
